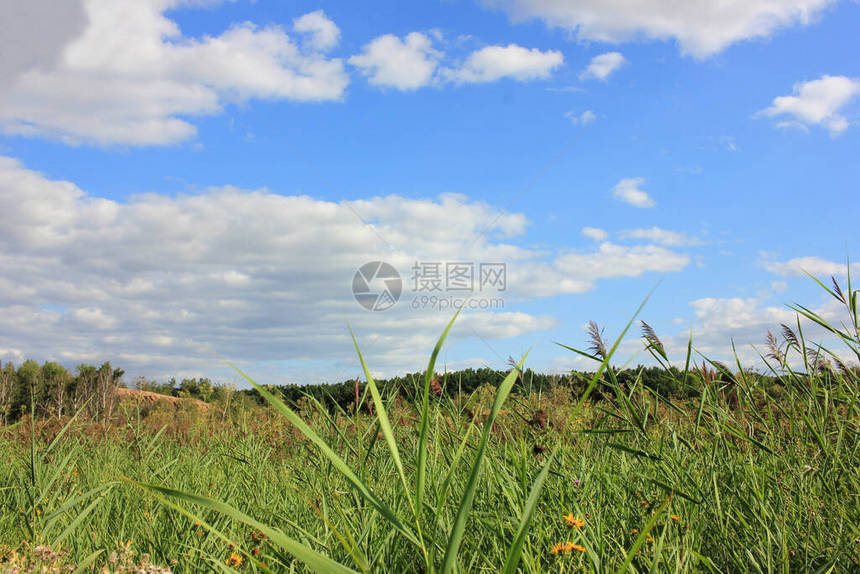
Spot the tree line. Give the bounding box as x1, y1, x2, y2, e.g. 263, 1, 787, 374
0, 360, 124, 424
0, 357, 776, 424
237, 364, 719, 414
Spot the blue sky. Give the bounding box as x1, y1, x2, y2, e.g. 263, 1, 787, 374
0, 0, 857, 385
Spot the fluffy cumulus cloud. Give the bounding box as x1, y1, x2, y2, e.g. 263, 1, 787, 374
581, 226, 607, 241
512, 242, 690, 297
293, 9, 341, 52
611, 177, 655, 208
443, 44, 564, 84
554, 242, 688, 281
761, 255, 853, 277
670, 295, 855, 368
0, 156, 691, 381
0, 0, 349, 146
0, 0, 89, 89
654, 297, 803, 365
579, 52, 626, 81
571, 293, 856, 375
482, 0, 835, 58
348, 32, 442, 90
350, 33, 564, 90
758, 75, 860, 136
689, 297, 793, 332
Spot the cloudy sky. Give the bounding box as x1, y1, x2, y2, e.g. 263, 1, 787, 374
0, 0, 857, 385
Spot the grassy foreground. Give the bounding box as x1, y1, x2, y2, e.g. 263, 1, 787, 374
1, 280, 859, 573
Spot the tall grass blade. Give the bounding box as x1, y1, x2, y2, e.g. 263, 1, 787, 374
556, 288, 655, 418
501, 450, 555, 574
131, 480, 359, 574
350, 328, 412, 511
441, 352, 529, 574
417, 310, 461, 515
70, 550, 104, 574
615, 497, 670, 574
229, 364, 419, 547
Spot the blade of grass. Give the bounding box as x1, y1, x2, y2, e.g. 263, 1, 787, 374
349, 328, 412, 511
441, 352, 529, 574
502, 450, 555, 574
557, 288, 656, 413
129, 480, 359, 574
70, 550, 103, 574
229, 364, 419, 547
417, 310, 461, 516
615, 498, 670, 574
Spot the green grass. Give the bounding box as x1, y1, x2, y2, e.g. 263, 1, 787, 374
1, 278, 858, 573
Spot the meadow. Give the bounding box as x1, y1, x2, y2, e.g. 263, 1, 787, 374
0, 278, 858, 573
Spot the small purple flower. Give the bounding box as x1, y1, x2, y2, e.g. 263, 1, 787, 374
573, 479, 581, 487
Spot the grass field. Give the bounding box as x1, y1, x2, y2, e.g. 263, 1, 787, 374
1, 285, 858, 573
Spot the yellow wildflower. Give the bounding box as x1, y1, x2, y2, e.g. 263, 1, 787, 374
564, 513, 586, 528
225, 552, 243, 567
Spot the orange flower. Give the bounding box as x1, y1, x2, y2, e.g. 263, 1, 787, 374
550, 541, 586, 555
564, 513, 586, 528
670, 514, 681, 523
225, 552, 243, 567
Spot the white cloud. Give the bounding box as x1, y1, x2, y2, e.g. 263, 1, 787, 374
350, 35, 564, 90
581, 226, 607, 241
689, 297, 793, 331
483, 0, 835, 58
0, 1, 348, 146
554, 242, 687, 279
444, 44, 564, 84
758, 75, 860, 136
518, 242, 689, 297
579, 52, 625, 81
668, 295, 855, 369
0, 156, 691, 381
348, 32, 442, 91
70, 307, 117, 329
620, 227, 700, 247
588, 293, 855, 372
762, 255, 853, 277
611, 177, 655, 208
293, 10, 341, 52
566, 109, 596, 125
0, 0, 88, 89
